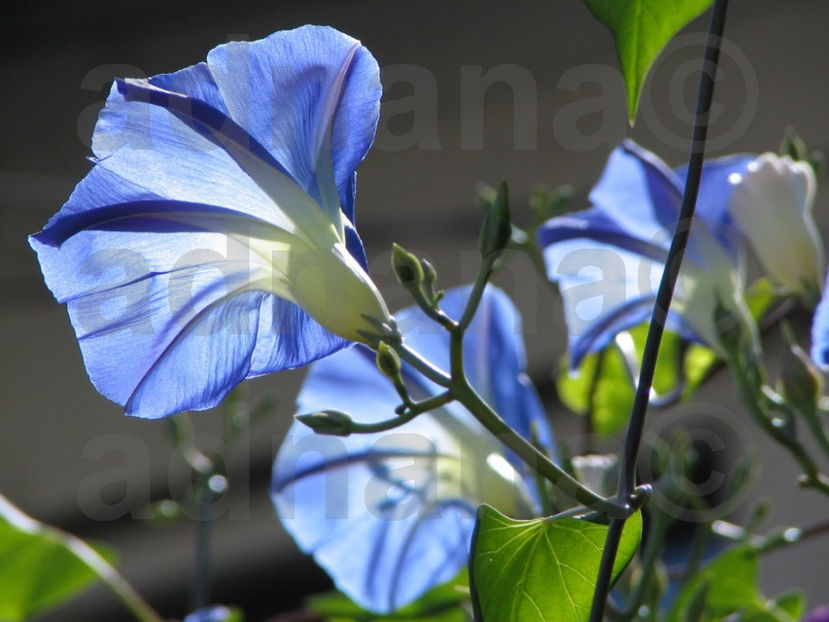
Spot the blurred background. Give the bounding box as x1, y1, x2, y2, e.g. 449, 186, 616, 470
2, 1, 828, 619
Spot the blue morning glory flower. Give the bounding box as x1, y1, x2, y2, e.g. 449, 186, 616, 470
29, 26, 390, 419
810, 271, 829, 370
271, 285, 556, 613
538, 139, 756, 367
183, 606, 237, 622
728, 153, 823, 303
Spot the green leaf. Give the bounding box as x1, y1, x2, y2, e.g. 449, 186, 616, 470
556, 347, 634, 437
469, 506, 642, 621
557, 326, 682, 436
745, 277, 778, 322
666, 546, 765, 622
0, 496, 113, 621
591, 350, 635, 436
307, 571, 469, 621
682, 344, 719, 399
769, 592, 806, 621
627, 325, 681, 396
583, 0, 714, 121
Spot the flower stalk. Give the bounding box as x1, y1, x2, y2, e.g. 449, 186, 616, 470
589, 1, 732, 619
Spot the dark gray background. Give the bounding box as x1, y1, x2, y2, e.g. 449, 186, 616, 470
2, 1, 828, 619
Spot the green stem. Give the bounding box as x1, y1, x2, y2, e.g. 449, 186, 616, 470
447, 329, 624, 515
192, 494, 213, 611
731, 354, 829, 496
393, 342, 452, 388
458, 255, 497, 332
618, 509, 671, 621
589, 2, 731, 618
681, 523, 713, 583
349, 392, 453, 433
69, 537, 163, 622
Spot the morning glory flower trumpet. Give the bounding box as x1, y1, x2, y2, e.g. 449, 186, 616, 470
727, 153, 823, 303
29, 26, 390, 419
271, 285, 556, 613
538, 140, 757, 367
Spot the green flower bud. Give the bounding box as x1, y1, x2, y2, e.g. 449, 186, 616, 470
712, 298, 745, 356
391, 243, 424, 291
479, 181, 512, 260
781, 327, 823, 416
296, 410, 353, 436
376, 342, 402, 379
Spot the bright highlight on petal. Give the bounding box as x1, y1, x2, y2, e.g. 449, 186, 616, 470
271, 286, 556, 613
538, 140, 756, 367
29, 26, 389, 418
728, 153, 823, 302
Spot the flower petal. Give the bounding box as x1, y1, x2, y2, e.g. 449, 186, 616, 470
272, 355, 482, 612
589, 140, 682, 247
675, 153, 754, 257
205, 25, 381, 225
109, 77, 342, 248
32, 208, 346, 418
728, 154, 823, 298
30, 148, 350, 418
537, 209, 669, 265
271, 286, 551, 612
541, 233, 666, 365
811, 271, 829, 370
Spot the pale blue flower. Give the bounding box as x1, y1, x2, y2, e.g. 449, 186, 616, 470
183, 606, 237, 622
271, 285, 555, 613
29, 26, 389, 418
538, 140, 756, 367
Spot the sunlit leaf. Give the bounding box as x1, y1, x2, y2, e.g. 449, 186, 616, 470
308, 571, 469, 621
682, 344, 719, 399
745, 277, 778, 322
557, 347, 634, 436
667, 546, 800, 622
582, 0, 714, 121
627, 325, 682, 396
469, 506, 642, 621
0, 495, 113, 621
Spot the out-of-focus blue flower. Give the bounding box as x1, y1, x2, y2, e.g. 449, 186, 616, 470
183, 605, 238, 622
805, 605, 829, 622
538, 139, 756, 367
728, 153, 823, 302
271, 285, 556, 613
29, 26, 390, 419
810, 271, 829, 369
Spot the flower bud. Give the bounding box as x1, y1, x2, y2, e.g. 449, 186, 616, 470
781, 328, 823, 416
296, 409, 353, 436
391, 243, 424, 292
727, 154, 824, 302
479, 181, 512, 260
375, 342, 402, 379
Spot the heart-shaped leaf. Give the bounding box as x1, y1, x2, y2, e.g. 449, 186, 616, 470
469, 506, 642, 621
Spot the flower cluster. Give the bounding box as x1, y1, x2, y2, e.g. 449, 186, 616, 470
537, 140, 823, 368
29, 24, 828, 619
